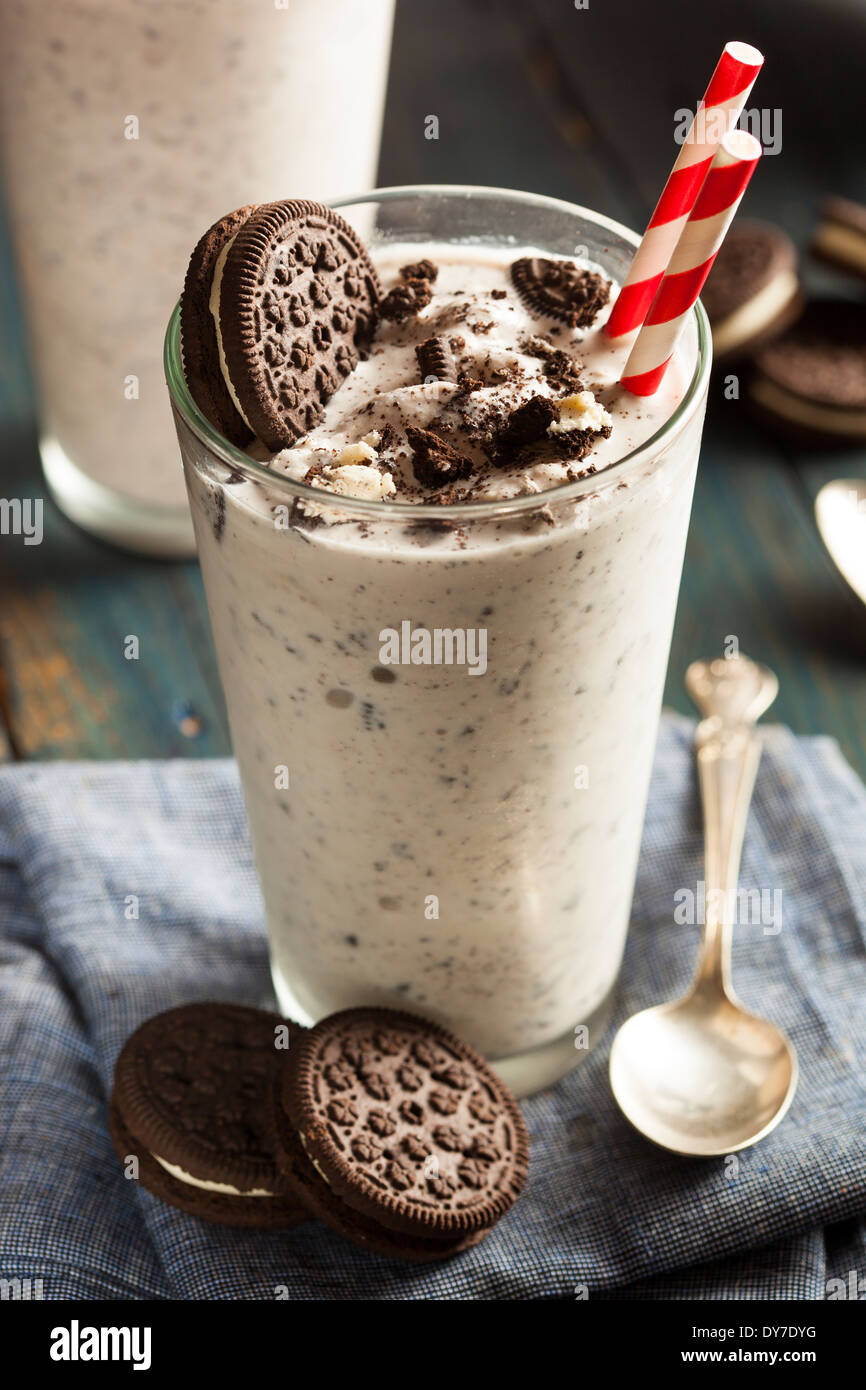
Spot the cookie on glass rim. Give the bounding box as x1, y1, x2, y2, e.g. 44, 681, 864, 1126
180, 204, 258, 447
181, 199, 382, 451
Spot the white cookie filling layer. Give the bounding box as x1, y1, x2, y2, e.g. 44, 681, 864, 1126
750, 376, 866, 437
209, 233, 255, 432
813, 222, 866, 276
712, 270, 800, 357
548, 390, 612, 435
152, 1153, 273, 1197
299, 1130, 331, 1186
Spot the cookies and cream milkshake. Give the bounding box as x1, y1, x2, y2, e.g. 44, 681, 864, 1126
169, 189, 709, 1092
0, 0, 394, 553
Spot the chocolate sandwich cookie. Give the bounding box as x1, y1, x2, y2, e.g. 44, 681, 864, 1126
181, 204, 258, 446
110, 1002, 307, 1228
748, 299, 866, 446
182, 200, 382, 452
701, 221, 803, 362
511, 257, 611, 329
218, 200, 382, 450
811, 197, 866, 282
272, 1007, 530, 1261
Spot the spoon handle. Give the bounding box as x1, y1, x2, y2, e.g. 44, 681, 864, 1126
692, 717, 763, 996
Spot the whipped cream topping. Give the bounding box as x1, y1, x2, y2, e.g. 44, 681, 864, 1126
255, 244, 680, 511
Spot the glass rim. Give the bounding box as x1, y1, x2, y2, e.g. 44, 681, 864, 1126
164, 182, 712, 520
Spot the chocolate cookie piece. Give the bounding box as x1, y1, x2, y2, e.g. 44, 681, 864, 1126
455, 372, 484, 396
379, 277, 433, 323
811, 197, 866, 282
181, 204, 258, 446
217, 200, 382, 451
524, 337, 584, 395
375, 422, 401, 458
416, 336, 458, 383
495, 395, 557, 456
406, 426, 474, 488
749, 299, 866, 446
272, 1007, 529, 1260
701, 221, 802, 361
399, 258, 438, 284
110, 1002, 307, 1228
511, 257, 611, 328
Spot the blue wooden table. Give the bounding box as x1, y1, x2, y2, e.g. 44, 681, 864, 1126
1, 0, 864, 776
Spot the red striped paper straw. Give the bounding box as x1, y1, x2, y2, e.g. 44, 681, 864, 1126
620, 129, 762, 396
604, 40, 763, 341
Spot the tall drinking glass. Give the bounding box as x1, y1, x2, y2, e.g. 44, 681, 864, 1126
165, 186, 710, 1094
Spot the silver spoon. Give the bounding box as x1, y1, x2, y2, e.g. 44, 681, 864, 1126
815, 478, 866, 609
609, 654, 798, 1155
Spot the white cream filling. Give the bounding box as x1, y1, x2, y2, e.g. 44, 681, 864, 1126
750, 376, 866, 436
152, 1153, 273, 1197
209, 234, 255, 432
312, 464, 395, 502
711, 270, 800, 356
813, 221, 866, 275
548, 390, 612, 436
299, 1131, 331, 1186
334, 440, 379, 467
297, 434, 396, 521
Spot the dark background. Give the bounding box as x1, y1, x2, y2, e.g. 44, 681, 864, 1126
1, 0, 865, 772
383, 0, 866, 229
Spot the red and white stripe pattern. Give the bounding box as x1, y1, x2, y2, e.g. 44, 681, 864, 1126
604, 40, 763, 341
620, 129, 762, 396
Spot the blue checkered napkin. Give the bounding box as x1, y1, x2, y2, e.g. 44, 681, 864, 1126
0, 831, 169, 1300
0, 713, 864, 1300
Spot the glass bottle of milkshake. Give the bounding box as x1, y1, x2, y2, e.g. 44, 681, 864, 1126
166, 186, 710, 1095
0, 0, 395, 555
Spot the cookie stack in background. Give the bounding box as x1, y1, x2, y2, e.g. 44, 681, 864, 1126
702, 198, 866, 447
110, 1002, 530, 1262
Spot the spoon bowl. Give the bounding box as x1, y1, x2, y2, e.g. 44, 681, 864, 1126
815, 478, 866, 609
609, 990, 798, 1156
